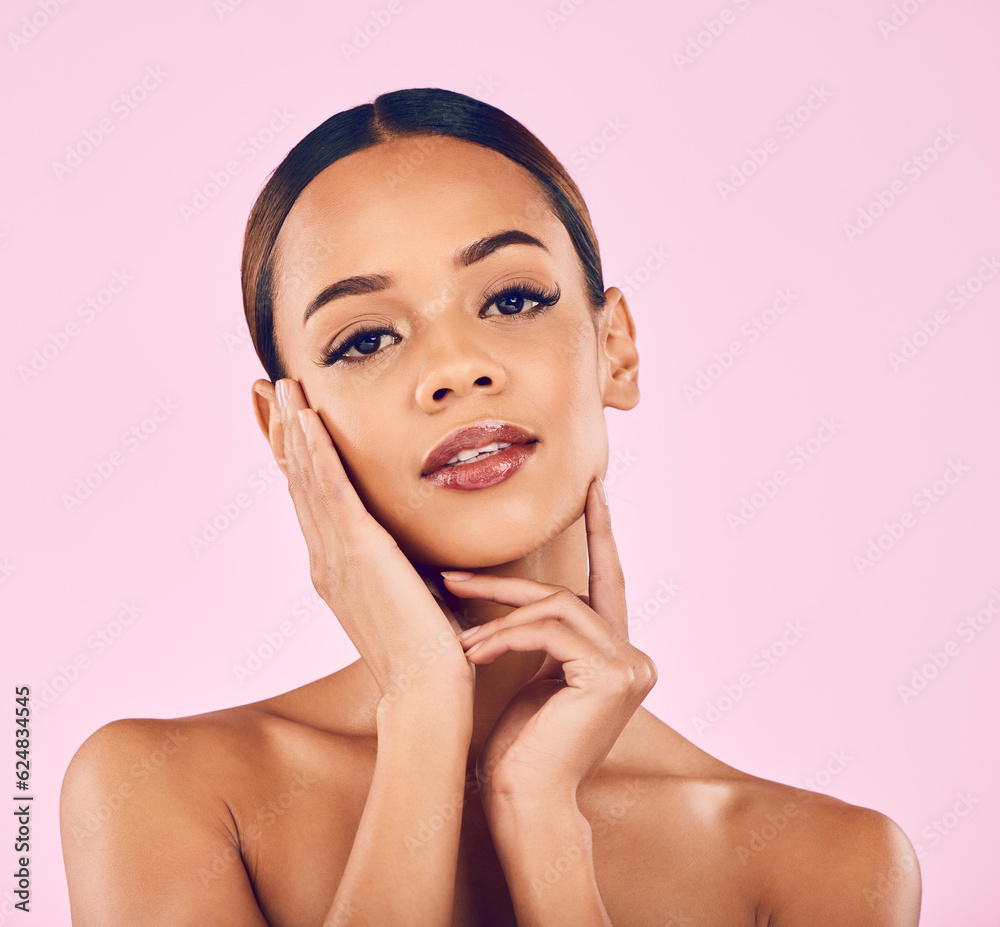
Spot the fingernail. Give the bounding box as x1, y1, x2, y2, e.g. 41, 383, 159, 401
441, 570, 474, 581
466, 641, 484, 655
457, 626, 478, 640
276, 379, 288, 409
297, 409, 310, 435
596, 476, 608, 506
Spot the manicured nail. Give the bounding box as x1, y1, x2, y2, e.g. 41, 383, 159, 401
297, 409, 310, 435
276, 379, 288, 409
596, 476, 608, 506
457, 626, 478, 640
440, 571, 474, 581
466, 641, 484, 656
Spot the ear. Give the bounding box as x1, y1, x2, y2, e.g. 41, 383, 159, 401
251, 379, 289, 477
598, 287, 639, 411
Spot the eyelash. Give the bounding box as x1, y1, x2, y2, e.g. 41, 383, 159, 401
317, 281, 562, 367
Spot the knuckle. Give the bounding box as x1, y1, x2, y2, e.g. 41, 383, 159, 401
640, 655, 658, 690
308, 562, 332, 598
540, 616, 564, 635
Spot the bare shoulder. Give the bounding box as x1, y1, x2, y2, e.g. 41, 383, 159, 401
60, 711, 268, 925
593, 711, 921, 925
60, 676, 366, 927
729, 777, 922, 926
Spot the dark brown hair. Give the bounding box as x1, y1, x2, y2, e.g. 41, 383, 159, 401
241, 87, 606, 383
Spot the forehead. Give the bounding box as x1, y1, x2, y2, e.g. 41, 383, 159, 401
272, 136, 570, 299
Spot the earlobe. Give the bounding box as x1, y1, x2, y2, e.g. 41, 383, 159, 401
251, 379, 288, 475
599, 287, 640, 411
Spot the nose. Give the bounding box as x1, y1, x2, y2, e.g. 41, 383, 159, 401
414, 316, 507, 413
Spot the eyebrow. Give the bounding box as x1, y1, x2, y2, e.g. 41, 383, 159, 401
302, 229, 549, 326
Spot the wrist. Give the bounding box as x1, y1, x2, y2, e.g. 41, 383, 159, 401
376, 680, 473, 740
489, 804, 610, 926
487, 795, 588, 851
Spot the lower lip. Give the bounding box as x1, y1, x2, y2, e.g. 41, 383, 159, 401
423, 442, 537, 491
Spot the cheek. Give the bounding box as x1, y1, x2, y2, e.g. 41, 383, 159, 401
524, 335, 606, 445
314, 389, 431, 533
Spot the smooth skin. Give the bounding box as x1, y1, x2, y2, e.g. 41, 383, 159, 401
61, 136, 921, 926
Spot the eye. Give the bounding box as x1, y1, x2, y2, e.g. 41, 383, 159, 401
316, 281, 561, 369
318, 326, 399, 367
481, 282, 561, 318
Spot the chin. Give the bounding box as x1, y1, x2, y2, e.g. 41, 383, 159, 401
381, 473, 594, 570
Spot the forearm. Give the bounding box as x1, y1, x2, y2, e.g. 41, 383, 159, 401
326, 689, 472, 927
490, 801, 613, 927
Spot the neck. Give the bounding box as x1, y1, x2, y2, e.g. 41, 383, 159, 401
352, 513, 590, 763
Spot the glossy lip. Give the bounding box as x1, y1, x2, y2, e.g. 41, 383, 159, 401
423, 443, 536, 491
421, 420, 538, 477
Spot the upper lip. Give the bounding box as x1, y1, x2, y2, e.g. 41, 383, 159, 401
421, 420, 538, 475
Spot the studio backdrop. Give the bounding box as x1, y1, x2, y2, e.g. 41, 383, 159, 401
2, 1, 998, 923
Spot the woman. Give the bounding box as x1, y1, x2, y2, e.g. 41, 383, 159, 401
61, 88, 921, 926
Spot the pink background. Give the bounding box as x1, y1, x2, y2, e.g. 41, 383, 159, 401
2, 1, 998, 923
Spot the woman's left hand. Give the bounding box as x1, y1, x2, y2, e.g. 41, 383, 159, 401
442, 477, 658, 815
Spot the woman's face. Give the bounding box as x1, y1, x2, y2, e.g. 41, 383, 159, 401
260, 135, 638, 568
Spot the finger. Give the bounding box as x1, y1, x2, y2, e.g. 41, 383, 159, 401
277, 379, 373, 535
455, 588, 622, 656
442, 571, 573, 608
585, 477, 627, 635
463, 618, 614, 687
276, 379, 324, 543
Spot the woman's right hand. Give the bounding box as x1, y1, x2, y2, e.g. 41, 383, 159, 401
274, 377, 474, 927
274, 377, 474, 704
